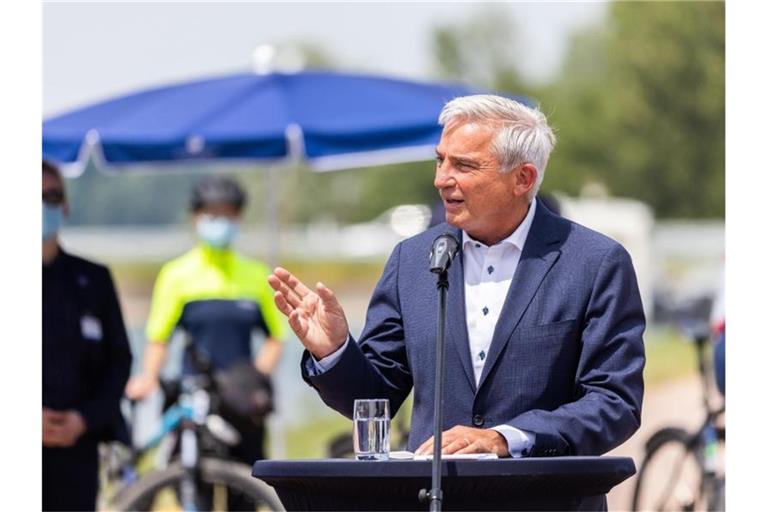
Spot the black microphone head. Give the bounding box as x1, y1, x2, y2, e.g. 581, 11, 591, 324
429, 233, 460, 274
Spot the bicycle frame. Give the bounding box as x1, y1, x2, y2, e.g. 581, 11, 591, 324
104, 345, 261, 511
104, 376, 213, 511
177, 377, 210, 512
141, 403, 194, 451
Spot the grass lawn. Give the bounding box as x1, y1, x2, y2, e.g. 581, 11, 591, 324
643, 326, 700, 388
282, 415, 352, 459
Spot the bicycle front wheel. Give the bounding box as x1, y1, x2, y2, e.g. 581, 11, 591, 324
631, 428, 707, 511
111, 457, 284, 511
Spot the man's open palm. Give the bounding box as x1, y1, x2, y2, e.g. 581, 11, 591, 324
268, 267, 349, 359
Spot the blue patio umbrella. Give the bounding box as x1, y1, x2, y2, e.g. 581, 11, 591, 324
43, 70, 529, 174
43, 70, 530, 264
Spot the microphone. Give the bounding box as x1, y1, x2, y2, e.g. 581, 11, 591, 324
429, 233, 460, 274
424, 233, 460, 511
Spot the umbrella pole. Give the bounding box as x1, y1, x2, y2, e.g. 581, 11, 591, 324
265, 164, 280, 268
264, 164, 288, 460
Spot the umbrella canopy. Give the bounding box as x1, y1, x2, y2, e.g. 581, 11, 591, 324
43, 70, 529, 174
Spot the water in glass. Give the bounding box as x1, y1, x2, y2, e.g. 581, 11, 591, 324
353, 398, 390, 460
353, 417, 390, 460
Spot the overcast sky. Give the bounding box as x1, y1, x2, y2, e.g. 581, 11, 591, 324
43, 2, 608, 117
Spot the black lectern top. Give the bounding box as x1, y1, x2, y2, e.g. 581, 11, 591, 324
252, 457, 635, 511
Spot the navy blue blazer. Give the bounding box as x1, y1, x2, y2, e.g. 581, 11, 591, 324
302, 201, 645, 456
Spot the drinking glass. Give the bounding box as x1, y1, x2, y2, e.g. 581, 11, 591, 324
353, 399, 390, 460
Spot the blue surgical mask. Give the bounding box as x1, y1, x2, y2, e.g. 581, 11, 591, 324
196, 215, 239, 248
43, 204, 63, 241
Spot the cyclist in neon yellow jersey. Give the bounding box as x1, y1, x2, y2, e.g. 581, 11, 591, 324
126, 176, 285, 463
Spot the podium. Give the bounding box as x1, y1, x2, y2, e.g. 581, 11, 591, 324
252, 457, 635, 511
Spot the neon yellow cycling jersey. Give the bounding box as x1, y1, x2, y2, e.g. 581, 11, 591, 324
146, 244, 285, 372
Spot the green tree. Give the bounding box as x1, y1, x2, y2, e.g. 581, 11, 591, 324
430, 2, 724, 219
543, 2, 725, 218
431, 8, 534, 98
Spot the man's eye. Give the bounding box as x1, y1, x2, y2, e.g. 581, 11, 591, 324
435, 156, 444, 165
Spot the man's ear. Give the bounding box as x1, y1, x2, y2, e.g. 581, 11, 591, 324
514, 163, 538, 197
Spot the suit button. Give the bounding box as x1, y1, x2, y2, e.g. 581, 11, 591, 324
472, 415, 484, 427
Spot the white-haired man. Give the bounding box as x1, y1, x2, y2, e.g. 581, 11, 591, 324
269, 95, 645, 467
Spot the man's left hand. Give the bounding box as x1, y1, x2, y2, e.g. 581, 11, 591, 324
415, 425, 509, 457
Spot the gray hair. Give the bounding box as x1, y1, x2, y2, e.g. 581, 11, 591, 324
438, 95, 556, 200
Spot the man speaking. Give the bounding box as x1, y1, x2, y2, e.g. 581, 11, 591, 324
268, 95, 645, 459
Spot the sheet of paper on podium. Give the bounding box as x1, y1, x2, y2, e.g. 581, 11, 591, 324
389, 451, 499, 460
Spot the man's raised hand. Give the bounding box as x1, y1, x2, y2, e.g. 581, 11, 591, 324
267, 267, 349, 359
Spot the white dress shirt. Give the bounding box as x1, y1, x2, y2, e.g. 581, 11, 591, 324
462, 198, 537, 457
315, 199, 538, 457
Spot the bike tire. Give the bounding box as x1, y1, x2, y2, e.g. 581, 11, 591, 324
110, 457, 284, 511
631, 427, 710, 511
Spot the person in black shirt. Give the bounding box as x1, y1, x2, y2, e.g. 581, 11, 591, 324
42, 160, 133, 511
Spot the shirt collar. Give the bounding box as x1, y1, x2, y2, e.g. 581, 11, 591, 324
462, 197, 537, 251
196, 243, 236, 264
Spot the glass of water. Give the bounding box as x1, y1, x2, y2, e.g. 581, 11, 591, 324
353, 398, 390, 460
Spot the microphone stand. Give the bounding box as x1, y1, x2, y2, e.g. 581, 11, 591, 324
420, 269, 449, 512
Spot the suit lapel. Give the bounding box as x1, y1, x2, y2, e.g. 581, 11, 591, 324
443, 226, 477, 393
477, 203, 564, 391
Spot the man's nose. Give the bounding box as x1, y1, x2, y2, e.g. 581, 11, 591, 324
434, 164, 454, 189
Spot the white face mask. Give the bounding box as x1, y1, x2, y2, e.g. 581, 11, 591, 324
196, 215, 239, 248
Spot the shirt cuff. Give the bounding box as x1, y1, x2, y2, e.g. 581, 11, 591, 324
311, 335, 350, 372
491, 424, 535, 458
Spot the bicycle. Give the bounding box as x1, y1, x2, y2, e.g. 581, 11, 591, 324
99, 350, 284, 511
631, 322, 725, 511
